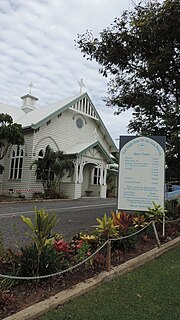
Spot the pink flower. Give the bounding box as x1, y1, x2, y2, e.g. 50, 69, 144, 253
87, 251, 91, 256
54, 240, 69, 253
75, 240, 83, 249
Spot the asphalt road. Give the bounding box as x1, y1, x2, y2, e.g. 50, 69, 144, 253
0, 197, 117, 249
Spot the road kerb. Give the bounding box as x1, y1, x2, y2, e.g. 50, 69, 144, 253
3, 236, 180, 320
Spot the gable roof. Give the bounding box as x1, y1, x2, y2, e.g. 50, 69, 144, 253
0, 92, 118, 153
65, 141, 114, 164
17, 94, 83, 128
0, 102, 24, 122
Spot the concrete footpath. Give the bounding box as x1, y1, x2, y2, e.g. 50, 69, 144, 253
3, 236, 180, 320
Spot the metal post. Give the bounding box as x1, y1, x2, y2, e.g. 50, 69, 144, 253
162, 213, 165, 237
152, 221, 161, 247
106, 240, 111, 272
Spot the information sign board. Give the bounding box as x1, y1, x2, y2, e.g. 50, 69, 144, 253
118, 136, 165, 211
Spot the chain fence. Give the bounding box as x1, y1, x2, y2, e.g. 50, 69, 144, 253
0, 218, 179, 280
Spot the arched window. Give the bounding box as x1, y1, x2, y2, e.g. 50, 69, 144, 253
38, 149, 44, 158
36, 146, 55, 184
9, 146, 24, 180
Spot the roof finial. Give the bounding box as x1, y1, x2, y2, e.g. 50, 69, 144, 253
77, 79, 85, 94
28, 81, 34, 94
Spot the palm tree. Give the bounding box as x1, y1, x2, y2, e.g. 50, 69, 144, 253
31, 145, 73, 197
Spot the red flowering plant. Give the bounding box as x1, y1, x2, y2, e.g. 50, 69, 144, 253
68, 235, 92, 265
111, 211, 133, 235
54, 239, 70, 254
75, 241, 92, 264
53, 239, 75, 265
54, 234, 92, 267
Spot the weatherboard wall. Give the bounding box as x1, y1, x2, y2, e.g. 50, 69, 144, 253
2, 131, 35, 196
31, 109, 111, 155
0, 97, 114, 199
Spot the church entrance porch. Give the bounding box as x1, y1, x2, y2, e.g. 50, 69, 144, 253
81, 162, 107, 198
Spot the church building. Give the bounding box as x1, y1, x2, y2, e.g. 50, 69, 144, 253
0, 90, 118, 199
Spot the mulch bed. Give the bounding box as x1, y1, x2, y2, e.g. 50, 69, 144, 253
0, 222, 179, 320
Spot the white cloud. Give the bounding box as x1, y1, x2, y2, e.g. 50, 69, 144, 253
0, 0, 135, 142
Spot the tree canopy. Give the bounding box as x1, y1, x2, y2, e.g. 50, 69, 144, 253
0, 113, 24, 173
77, 0, 180, 180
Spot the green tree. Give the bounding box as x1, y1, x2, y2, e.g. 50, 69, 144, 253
77, 0, 180, 180
31, 145, 72, 196
0, 113, 24, 173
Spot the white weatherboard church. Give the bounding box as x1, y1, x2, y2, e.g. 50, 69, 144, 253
0, 89, 118, 199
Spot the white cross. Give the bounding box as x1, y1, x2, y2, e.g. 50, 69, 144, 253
28, 81, 34, 94
77, 79, 85, 94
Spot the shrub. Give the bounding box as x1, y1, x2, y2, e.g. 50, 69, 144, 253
146, 202, 167, 223
20, 208, 63, 277
111, 211, 133, 234
165, 199, 179, 220
17, 244, 69, 277
2, 244, 69, 287
21, 208, 60, 255
111, 236, 136, 253
94, 213, 118, 240
32, 192, 45, 199
132, 215, 148, 229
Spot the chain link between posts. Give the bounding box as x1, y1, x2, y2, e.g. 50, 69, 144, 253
166, 218, 180, 223
0, 218, 179, 280
110, 221, 153, 242
0, 240, 109, 280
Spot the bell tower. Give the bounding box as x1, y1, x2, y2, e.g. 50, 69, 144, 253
21, 82, 38, 113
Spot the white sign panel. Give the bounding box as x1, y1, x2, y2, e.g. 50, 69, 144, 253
118, 136, 165, 211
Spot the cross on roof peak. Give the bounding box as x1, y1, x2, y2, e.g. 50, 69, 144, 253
28, 81, 34, 94
77, 79, 85, 94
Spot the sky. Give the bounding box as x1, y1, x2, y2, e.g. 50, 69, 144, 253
0, 0, 136, 146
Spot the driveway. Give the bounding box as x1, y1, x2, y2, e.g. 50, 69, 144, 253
0, 197, 117, 249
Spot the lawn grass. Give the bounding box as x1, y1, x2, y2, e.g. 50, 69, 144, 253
40, 247, 180, 320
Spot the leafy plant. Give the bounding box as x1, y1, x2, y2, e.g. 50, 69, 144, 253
0, 113, 24, 173
146, 202, 167, 223
2, 243, 70, 288
132, 215, 148, 229
1, 249, 23, 288
111, 237, 136, 254
177, 202, 180, 216
80, 233, 97, 243
30, 145, 73, 195
94, 213, 117, 239
165, 199, 179, 220
77, 0, 180, 180
17, 244, 69, 278
54, 239, 70, 253
111, 211, 133, 233
75, 241, 91, 263
21, 208, 59, 254
21, 208, 60, 276
80, 233, 98, 252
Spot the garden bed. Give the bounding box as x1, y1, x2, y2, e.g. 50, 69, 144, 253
1, 200, 180, 320
0, 242, 155, 319
0, 220, 179, 320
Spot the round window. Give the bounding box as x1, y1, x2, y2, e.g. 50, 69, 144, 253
76, 117, 84, 129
